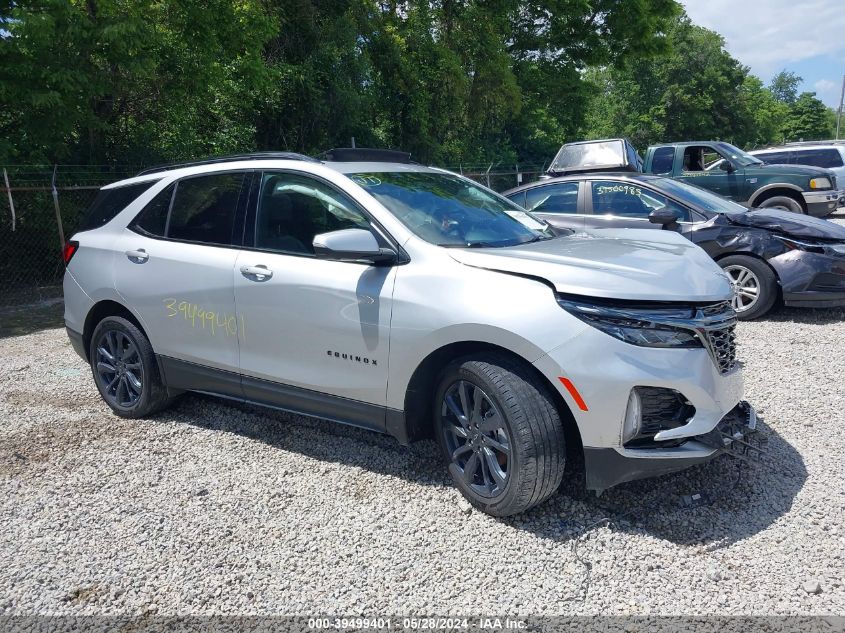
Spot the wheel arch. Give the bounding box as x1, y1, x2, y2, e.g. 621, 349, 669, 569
748, 184, 805, 210
82, 300, 148, 362
401, 341, 583, 462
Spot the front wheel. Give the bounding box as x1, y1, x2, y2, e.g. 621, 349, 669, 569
719, 255, 778, 320
89, 316, 173, 418
757, 195, 805, 214
434, 354, 566, 517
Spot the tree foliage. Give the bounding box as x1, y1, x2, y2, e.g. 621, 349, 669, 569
580, 17, 835, 149
0, 1, 835, 167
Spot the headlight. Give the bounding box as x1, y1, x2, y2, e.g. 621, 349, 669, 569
775, 235, 845, 255
558, 296, 704, 348
809, 177, 832, 189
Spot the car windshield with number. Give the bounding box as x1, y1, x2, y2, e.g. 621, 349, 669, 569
350, 171, 552, 247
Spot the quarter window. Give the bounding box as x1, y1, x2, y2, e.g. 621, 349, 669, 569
524, 182, 580, 214
166, 173, 246, 245
254, 172, 373, 255
79, 181, 156, 232
590, 180, 690, 221
793, 149, 844, 169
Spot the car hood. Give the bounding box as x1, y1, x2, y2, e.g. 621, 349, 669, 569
746, 163, 833, 179
726, 208, 845, 240
448, 229, 731, 302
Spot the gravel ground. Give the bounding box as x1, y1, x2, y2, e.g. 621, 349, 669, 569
1, 224, 844, 617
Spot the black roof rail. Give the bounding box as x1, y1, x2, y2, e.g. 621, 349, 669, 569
136, 151, 319, 176
319, 147, 414, 163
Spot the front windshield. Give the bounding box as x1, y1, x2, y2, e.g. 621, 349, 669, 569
717, 143, 763, 167
652, 177, 748, 214
350, 171, 553, 247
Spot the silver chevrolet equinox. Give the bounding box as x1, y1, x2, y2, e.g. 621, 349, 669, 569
63, 149, 757, 517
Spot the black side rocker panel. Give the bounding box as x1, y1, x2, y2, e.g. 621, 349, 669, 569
157, 355, 411, 444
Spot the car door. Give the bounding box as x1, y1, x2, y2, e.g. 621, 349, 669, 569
114, 171, 250, 375
508, 181, 585, 232
677, 144, 744, 200
585, 179, 692, 231
233, 170, 396, 429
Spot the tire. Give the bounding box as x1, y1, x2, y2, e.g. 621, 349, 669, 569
89, 316, 173, 418
433, 353, 566, 517
757, 195, 805, 214
719, 255, 778, 320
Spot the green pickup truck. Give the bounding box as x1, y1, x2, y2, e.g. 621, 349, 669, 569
547, 139, 842, 217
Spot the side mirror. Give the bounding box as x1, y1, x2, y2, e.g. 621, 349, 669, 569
719, 160, 735, 173
313, 228, 397, 265
648, 206, 681, 229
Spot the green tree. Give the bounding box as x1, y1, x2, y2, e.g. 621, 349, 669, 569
581, 14, 755, 148
769, 70, 801, 105
781, 92, 835, 141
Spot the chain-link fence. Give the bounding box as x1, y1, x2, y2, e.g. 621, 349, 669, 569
442, 163, 548, 193
0, 166, 138, 307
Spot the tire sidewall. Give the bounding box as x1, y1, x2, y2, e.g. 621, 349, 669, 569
89, 316, 155, 417
433, 361, 522, 513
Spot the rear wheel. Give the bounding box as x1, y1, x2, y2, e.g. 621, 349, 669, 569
89, 316, 173, 418
757, 195, 805, 214
434, 353, 566, 517
719, 255, 778, 320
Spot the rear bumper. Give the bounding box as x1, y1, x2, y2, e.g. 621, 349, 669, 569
584, 401, 760, 491
802, 189, 842, 217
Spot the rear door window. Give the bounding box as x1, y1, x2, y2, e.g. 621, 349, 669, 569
523, 182, 580, 214
166, 173, 247, 245
78, 181, 156, 232
755, 151, 791, 164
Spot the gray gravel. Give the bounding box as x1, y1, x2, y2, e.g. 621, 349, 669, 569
1, 225, 844, 616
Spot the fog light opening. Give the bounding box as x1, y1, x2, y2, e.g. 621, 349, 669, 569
621, 389, 642, 445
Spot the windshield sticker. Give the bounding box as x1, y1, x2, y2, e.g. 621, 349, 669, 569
350, 175, 382, 187
504, 210, 546, 230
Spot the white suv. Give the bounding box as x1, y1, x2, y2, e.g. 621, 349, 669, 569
63, 150, 756, 516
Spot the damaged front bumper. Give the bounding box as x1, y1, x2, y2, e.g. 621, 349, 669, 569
583, 401, 764, 491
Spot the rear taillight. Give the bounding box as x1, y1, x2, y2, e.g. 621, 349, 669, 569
63, 240, 79, 266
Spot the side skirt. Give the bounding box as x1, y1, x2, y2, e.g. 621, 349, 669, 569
157, 355, 409, 444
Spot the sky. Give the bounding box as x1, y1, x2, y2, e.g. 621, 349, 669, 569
679, 0, 845, 108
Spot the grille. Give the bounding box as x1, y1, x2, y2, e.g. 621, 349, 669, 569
705, 324, 738, 374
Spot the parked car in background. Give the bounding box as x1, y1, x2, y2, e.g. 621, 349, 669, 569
504, 173, 845, 320
748, 142, 845, 205
545, 139, 842, 217
64, 150, 756, 517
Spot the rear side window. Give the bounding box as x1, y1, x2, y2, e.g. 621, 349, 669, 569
650, 147, 674, 174
131, 184, 174, 237
167, 173, 246, 245
78, 182, 155, 232
524, 182, 580, 214
793, 149, 844, 169
756, 151, 791, 164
